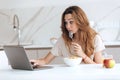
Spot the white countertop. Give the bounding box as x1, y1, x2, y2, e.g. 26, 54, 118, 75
0, 64, 120, 80
0, 51, 120, 80
0, 41, 120, 50
22, 41, 120, 48
24, 41, 120, 48
104, 41, 120, 46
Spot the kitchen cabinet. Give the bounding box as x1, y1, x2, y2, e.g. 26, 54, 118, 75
25, 49, 38, 60
105, 46, 120, 63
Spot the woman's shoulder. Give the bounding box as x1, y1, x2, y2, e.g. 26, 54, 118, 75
55, 36, 64, 44
94, 34, 105, 48
57, 36, 63, 41
94, 34, 103, 41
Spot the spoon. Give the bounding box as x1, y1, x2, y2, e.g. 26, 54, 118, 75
69, 32, 73, 40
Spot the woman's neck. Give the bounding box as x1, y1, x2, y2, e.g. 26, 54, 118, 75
73, 32, 79, 42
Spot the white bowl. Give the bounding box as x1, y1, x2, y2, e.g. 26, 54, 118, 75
63, 57, 82, 67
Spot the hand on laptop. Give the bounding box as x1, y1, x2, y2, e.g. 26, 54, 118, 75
30, 59, 45, 68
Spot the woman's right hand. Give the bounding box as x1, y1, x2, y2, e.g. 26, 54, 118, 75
30, 59, 45, 68
71, 42, 86, 58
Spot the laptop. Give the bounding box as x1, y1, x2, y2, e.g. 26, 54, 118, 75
3, 45, 34, 70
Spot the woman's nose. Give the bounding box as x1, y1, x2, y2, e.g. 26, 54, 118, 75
66, 24, 71, 30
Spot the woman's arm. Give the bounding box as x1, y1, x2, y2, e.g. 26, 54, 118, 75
72, 42, 103, 64
44, 52, 56, 64
30, 52, 55, 68
94, 51, 103, 63
83, 51, 103, 64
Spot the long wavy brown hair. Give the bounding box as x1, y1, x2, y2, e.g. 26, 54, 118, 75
61, 6, 97, 57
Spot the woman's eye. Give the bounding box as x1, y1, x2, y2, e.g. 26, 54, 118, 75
70, 21, 73, 24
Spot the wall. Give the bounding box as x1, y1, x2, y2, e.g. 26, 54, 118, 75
0, 0, 120, 64
0, 0, 120, 47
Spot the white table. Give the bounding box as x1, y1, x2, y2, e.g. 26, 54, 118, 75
0, 63, 120, 80
0, 51, 120, 80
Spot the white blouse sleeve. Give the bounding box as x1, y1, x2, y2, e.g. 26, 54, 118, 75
50, 37, 63, 56
94, 35, 105, 53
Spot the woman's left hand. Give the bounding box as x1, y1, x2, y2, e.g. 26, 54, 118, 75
72, 42, 85, 58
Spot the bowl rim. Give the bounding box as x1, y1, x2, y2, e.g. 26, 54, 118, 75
63, 57, 82, 66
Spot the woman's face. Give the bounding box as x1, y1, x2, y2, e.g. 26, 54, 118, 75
64, 14, 78, 34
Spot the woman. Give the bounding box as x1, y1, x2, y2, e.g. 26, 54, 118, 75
31, 6, 105, 68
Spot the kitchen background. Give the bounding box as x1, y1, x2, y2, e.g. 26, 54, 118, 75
0, 0, 120, 63
0, 0, 120, 47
